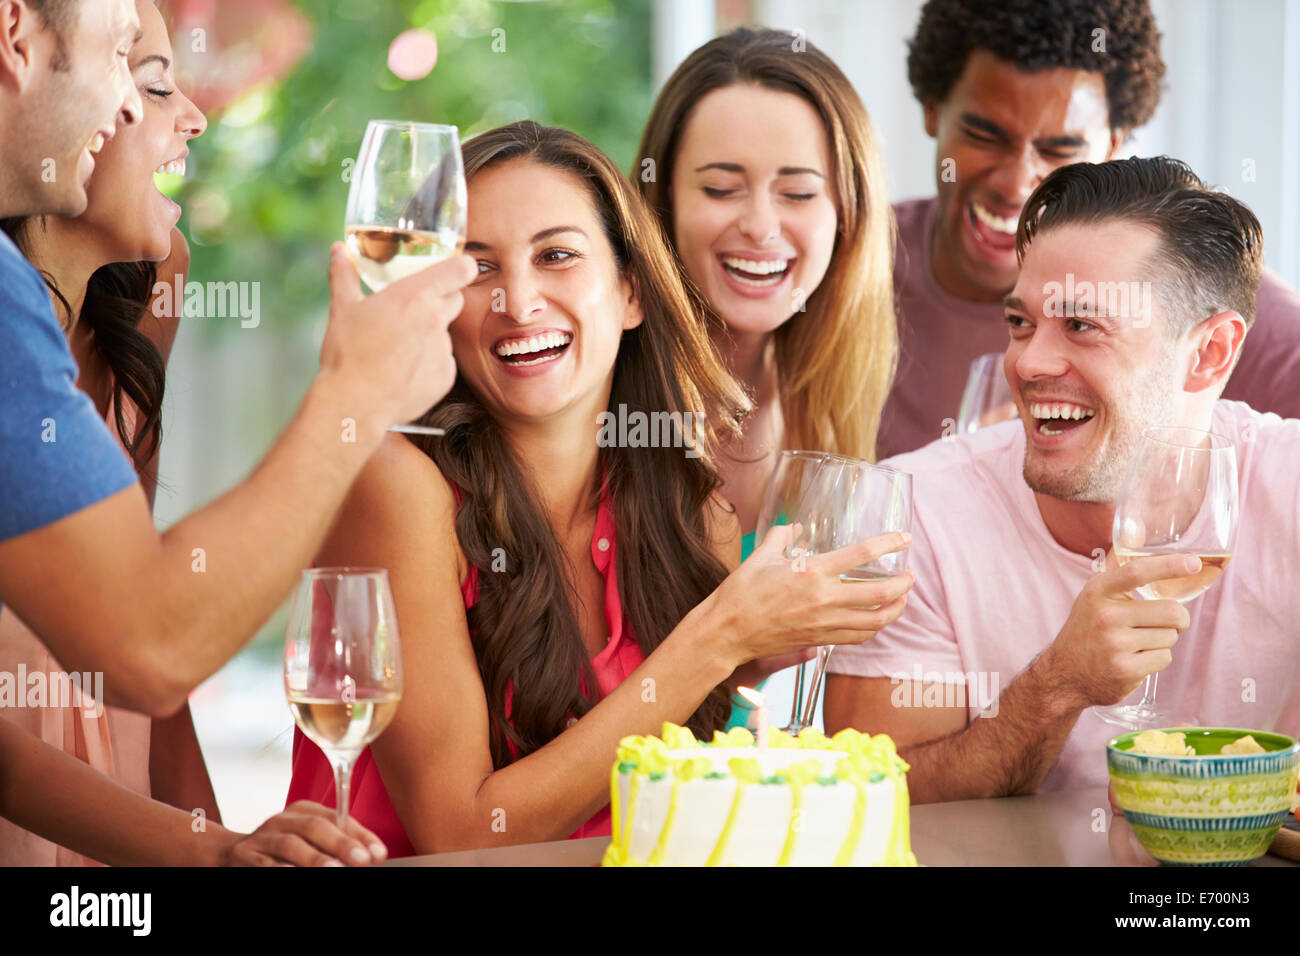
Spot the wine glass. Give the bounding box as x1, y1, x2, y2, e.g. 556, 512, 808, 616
784, 457, 913, 733
752, 450, 829, 733
345, 119, 468, 436
284, 568, 404, 829
1093, 426, 1238, 730
956, 352, 1018, 434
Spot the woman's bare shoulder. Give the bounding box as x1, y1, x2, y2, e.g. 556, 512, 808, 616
327, 433, 466, 583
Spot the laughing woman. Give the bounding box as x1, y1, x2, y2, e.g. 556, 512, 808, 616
0, 0, 386, 866
635, 28, 899, 725
286, 121, 913, 853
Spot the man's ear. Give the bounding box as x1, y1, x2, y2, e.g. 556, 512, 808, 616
620, 272, 644, 331
922, 99, 940, 139
1184, 311, 1247, 394
1104, 127, 1129, 161
0, 1, 42, 94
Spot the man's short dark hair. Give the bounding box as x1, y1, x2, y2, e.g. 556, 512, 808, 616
1017, 156, 1264, 333
907, 0, 1165, 132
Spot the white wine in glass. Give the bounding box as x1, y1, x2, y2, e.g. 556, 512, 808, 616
344, 225, 465, 292
1111, 549, 1232, 603
1094, 426, 1237, 730
284, 568, 404, 830
345, 119, 468, 435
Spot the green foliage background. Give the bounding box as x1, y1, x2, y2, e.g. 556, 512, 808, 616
179, 0, 652, 340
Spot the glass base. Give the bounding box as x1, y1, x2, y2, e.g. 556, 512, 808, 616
1093, 704, 1200, 731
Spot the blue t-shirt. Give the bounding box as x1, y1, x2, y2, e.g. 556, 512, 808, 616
0, 231, 136, 584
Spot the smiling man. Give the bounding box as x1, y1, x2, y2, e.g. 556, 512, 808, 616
824, 156, 1300, 800
878, 0, 1300, 458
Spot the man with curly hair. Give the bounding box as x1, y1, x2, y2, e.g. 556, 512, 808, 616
877, 0, 1300, 458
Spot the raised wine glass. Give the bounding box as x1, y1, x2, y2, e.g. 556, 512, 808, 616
345, 119, 468, 436
284, 568, 404, 830
1094, 426, 1238, 730
784, 456, 913, 733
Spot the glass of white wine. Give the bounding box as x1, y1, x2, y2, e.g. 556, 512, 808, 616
345, 119, 468, 436
284, 568, 404, 830
1094, 426, 1238, 730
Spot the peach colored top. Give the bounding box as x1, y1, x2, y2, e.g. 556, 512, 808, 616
0, 392, 151, 866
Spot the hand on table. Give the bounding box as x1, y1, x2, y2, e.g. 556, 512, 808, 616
218, 801, 388, 866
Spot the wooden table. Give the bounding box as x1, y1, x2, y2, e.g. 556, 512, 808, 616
381, 787, 1298, 866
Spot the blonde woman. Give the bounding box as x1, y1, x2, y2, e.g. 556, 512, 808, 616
636, 27, 899, 723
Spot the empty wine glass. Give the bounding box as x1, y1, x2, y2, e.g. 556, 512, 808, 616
345, 119, 468, 436
956, 352, 1017, 434
784, 457, 913, 733
1094, 426, 1237, 730
752, 451, 828, 733
284, 568, 404, 829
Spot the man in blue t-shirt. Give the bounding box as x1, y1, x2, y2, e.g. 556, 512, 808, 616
0, 0, 476, 866
0, 2, 472, 716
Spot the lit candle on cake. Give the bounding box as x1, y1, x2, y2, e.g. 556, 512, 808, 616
736, 686, 768, 749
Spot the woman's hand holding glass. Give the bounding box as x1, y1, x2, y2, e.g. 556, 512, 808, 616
704, 524, 914, 673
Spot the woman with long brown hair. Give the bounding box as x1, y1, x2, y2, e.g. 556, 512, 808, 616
285, 120, 913, 853
635, 27, 899, 724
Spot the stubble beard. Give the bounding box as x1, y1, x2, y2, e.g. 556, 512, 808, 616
1022, 350, 1184, 504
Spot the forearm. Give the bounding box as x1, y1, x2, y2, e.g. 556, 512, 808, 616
149, 704, 221, 825
0, 722, 239, 865
404, 600, 736, 852
901, 659, 1082, 804
136, 376, 389, 710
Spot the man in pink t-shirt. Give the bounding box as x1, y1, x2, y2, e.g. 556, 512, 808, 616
826, 156, 1300, 799
878, 0, 1300, 458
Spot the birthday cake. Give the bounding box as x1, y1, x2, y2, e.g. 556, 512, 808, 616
602, 723, 917, 866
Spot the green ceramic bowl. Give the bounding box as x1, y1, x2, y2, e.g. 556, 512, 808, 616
1107, 728, 1299, 866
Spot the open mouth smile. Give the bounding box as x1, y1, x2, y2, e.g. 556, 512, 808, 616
718, 254, 794, 288
1029, 400, 1096, 436
493, 330, 573, 368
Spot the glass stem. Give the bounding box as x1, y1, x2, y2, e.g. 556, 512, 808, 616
331, 753, 356, 831
1138, 673, 1158, 712
787, 662, 807, 733
801, 646, 834, 730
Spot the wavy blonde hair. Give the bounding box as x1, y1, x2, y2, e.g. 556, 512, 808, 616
635, 27, 897, 460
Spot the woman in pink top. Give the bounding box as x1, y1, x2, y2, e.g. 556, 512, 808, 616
286, 121, 915, 855
0, 0, 385, 867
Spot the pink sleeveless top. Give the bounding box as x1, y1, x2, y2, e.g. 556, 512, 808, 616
285, 485, 644, 857
0, 393, 152, 866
